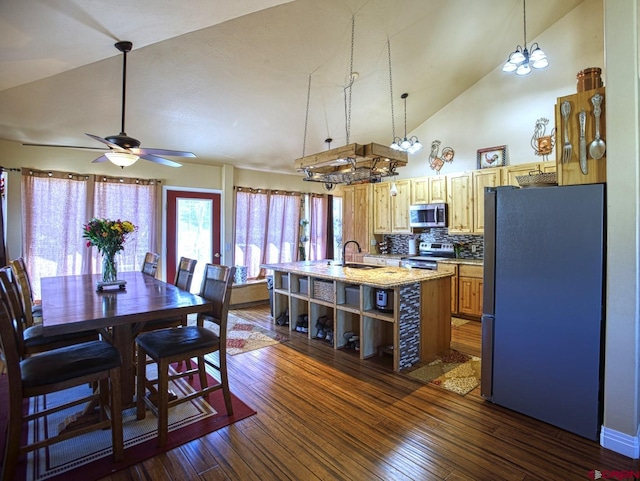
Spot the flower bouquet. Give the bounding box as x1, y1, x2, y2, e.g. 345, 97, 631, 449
83, 218, 136, 284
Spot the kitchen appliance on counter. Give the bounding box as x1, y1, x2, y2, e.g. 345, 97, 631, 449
400, 242, 456, 270
375, 288, 394, 313
481, 184, 605, 441
409, 203, 448, 228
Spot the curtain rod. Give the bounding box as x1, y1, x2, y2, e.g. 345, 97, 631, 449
0, 167, 21, 172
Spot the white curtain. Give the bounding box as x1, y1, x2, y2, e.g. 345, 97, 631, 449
308, 194, 328, 261
21, 170, 159, 299
234, 189, 301, 279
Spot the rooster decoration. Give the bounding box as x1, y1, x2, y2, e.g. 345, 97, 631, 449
428, 140, 455, 173
531, 118, 556, 161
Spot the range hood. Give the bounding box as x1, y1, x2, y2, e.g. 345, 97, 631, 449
295, 142, 408, 185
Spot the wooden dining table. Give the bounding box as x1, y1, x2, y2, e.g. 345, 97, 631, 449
41, 271, 212, 406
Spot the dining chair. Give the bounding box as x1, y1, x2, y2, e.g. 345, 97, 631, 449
136, 257, 197, 335
0, 267, 98, 356
141, 252, 160, 278
0, 298, 124, 481
9, 257, 41, 327
135, 264, 235, 446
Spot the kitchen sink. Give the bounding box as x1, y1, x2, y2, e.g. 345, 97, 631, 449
343, 263, 382, 270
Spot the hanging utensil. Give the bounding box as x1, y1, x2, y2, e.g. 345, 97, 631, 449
589, 93, 606, 160
561, 101, 572, 163
579, 110, 588, 175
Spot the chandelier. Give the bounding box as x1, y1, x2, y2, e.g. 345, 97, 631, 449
387, 40, 422, 154
502, 0, 548, 76
390, 93, 422, 154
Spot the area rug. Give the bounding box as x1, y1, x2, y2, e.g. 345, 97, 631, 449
192, 313, 288, 356
406, 350, 481, 396
451, 317, 470, 328
0, 365, 256, 481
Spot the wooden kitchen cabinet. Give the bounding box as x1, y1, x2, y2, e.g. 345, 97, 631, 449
342, 184, 372, 262
410, 177, 429, 204
411, 175, 447, 204
372, 180, 411, 234
472, 167, 502, 234
447, 172, 473, 234
373, 182, 392, 233
458, 264, 483, 318
437, 263, 458, 315
501, 161, 556, 186
429, 176, 447, 203
391, 180, 411, 233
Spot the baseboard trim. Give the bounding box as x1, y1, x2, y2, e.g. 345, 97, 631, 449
600, 425, 640, 459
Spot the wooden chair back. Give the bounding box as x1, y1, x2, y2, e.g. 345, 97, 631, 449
141, 252, 160, 277
0, 267, 27, 357
9, 257, 38, 327
197, 264, 235, 331
174, 257, 197, 291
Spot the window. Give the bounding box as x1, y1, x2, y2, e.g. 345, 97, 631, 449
21, 170, 159, 298
234, 188, 304, 279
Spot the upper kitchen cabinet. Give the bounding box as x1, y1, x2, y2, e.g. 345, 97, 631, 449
411, 175, 447, 204
342, 184, 373, 261
391, 180, 412, 233
447, 172, 473, 234
429, 176, 447, 203
554, 87, 606, 186
502, 161, 556, 186
473, 168, 502, 234
373, 180, 411, 234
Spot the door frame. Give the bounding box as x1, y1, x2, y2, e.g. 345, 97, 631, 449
162, 186, 224, 283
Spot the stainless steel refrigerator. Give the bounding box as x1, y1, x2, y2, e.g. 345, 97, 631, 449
481, 184, 605, 441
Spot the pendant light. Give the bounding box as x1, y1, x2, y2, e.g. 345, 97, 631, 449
502, 0, 548, 76
388, 39, 422, 154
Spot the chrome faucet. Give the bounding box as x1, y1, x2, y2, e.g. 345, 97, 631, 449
341, 240, 361, 266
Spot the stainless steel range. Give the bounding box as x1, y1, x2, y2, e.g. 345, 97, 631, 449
400, 242, 456, 270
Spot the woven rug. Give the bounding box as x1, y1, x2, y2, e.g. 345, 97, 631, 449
192, 313, 288, 356
0, 364, 256, 481
406, 350, 481, 396
451, 317, 470, 328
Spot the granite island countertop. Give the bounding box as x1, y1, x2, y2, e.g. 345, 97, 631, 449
261, 260, 452, 289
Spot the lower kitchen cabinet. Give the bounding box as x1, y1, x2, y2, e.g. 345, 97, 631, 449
458, 264, 483, 318
437, 263, 458, 315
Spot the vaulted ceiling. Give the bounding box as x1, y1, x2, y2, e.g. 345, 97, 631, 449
0, 0, 583, 174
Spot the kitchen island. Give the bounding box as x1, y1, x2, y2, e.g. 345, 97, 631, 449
261, 260, 453, 371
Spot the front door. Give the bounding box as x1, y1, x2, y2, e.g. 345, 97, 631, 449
166, 190, 221, 291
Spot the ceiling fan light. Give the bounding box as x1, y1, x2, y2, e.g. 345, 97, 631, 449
106, 151, 139, 167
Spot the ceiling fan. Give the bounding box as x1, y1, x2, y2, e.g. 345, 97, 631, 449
24, 41, 195, 168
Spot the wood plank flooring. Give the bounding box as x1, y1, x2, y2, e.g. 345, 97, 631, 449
101, 305, 638, 481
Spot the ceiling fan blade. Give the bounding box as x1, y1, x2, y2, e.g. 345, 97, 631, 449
132, 147, 196, 158
92, 154, 109, 163
22, 142, 105, 151
85, 133, 126, 151
139, 153, 182, 168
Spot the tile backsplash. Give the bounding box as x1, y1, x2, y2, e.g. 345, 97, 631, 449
383, 230, 484, 259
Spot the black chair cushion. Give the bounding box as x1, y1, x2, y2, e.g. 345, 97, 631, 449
23, 324, 98, 348
20, 341, 122, 389
136, 326, 219, 359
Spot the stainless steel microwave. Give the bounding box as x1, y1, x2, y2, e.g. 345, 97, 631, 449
409, 203, 448, 228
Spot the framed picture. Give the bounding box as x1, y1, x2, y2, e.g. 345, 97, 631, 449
477, 145, 506, 169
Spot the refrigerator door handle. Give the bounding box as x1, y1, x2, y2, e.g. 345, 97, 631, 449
481, 314, 495, 400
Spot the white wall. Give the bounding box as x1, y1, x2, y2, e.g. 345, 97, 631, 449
399, 0, 605, 179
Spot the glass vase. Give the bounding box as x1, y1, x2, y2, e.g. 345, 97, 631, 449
102, 252, 118, 283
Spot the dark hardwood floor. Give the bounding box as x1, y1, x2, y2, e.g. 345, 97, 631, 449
101, 305, 637, 481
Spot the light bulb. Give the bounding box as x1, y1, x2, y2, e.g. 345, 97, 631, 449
105, 151, 139, 167
516, 63, 531, 76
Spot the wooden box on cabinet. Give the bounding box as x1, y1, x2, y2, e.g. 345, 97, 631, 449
554, 86, 606, 186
